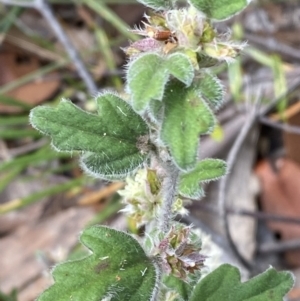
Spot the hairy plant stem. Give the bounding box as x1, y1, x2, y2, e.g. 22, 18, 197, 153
159, 162, 180, 234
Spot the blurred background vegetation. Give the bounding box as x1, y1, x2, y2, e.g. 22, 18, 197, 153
1, 0, 300, 300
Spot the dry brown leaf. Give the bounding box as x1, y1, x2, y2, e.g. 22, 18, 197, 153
0, 48, 60, 113
78, 182, 124, 206
0, 207, 94, 300
255, 158, 300, 266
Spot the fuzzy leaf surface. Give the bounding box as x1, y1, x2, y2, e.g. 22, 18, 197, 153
196, 53, 219, 68
37, 226, 158, 301
148, 99, 164, 124
163, 275, 192, 301
30, 94, 149, 180
127, 53, 194, 112
161, 81, 215, 171
189, 0, 250, 20
196, 73, 224, 109
127, 53, 169, 112
190, 264, 294, 301
179, 159, 226, 199
166, 53, 194, 86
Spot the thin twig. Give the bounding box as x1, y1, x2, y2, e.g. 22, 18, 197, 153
0, 0, 36, 7
196, 202, 300, 225
244, 32, 300, 61
37, 0, 97, 94
0, 0, 98, 95
259, 77, 300, 117
218, 103, 259, 270
6, 34, 64, 62
228, 208, 300, 225
0, 60, 67, 95
259, 116, 300, 135
9, 138, 48, 157
0, 140, 11, 161
259, 239, 300, 254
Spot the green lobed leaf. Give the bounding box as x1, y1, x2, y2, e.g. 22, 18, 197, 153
81, 151, 148, 181
189, 0, 251, 20
179, 159, 227, 199
166, 53, 195, 86
195, 73, 224, 110
161, 80, 216, 171
127, 53, 195, 113
127, 53, 169, 112
163, 275, 192, 301
148, 99, 164, 124
196, 53, 219, 68
30, 93, 149, 180
137, 0, 168, 10
96, 93, 149, 138
38, 226, 158, 301
190, 264, 294, 301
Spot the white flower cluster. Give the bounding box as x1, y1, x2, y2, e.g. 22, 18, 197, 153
118, 169, 162, 228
